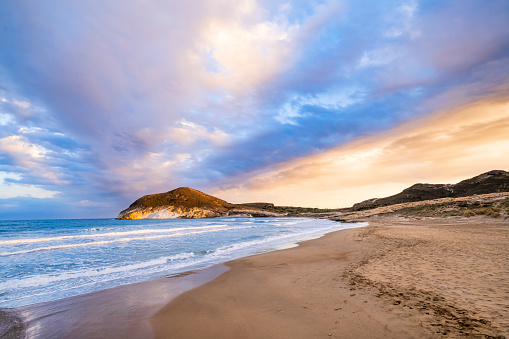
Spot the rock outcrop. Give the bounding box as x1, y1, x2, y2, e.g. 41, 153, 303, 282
118, 187, 285, 220
353, 170, 509, 210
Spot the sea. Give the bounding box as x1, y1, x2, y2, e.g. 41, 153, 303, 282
0, 217, 365, 309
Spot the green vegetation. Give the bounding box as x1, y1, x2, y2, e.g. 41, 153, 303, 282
462, 209, 476, 217
352, 204, 381, 212
257, 205, 341, 215
394, 203, 461, 217
392, 199, 509, 218
470, 207, 501, 218
500, 197, 509, 207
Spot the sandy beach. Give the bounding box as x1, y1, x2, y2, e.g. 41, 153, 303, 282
152, 216, 509, 338
2, 216, 507, 338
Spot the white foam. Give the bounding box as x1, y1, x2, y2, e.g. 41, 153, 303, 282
0, 224, 230, 245
0, 251, 197, 290
278, 219, 308, 226
0, 226, 250, 256
0, 218, 368, 308
209, 221, 366, 259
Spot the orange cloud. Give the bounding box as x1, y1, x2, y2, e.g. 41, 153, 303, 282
211, 100, 509, 208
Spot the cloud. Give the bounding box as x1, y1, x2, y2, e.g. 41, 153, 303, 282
385, 0, 419, 38
0, 135, 48, 163
0, 172, 58, 199
0, 0, 508, 218
212, 99, 509, 207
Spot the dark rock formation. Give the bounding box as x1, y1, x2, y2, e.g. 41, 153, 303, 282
353, 170, 509, 210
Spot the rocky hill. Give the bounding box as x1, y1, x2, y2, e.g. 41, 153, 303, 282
119, 170, 509, 220
352, 170, 509, 210
329, 192, 509, 222
118, 187, 284, 219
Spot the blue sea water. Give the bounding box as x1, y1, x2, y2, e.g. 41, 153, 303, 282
0, 217, 364, 308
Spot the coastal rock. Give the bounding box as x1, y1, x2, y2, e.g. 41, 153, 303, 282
118, 206, 225, 220
118, 187, 234, 220
118, 187, 286, 220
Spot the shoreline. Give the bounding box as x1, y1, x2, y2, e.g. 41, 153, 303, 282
3, 265, 228, 339
0, 217, 355, 309
151, 225, 402, 338
151, 216, 509, 338
1, 219, 365, 339
3, 216, 507, 338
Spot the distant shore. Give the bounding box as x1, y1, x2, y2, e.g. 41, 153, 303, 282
152, 216, 509, 338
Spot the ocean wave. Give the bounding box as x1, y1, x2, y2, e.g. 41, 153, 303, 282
207, 221, 367, 259
0, 224, 230, 245
0, 226, 250, 256
207, 224, 334, 259
0, 251, 197, 290
0, 218, 367, 308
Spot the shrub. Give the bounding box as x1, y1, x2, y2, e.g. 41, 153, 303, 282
463, 207, 501, 218
500, 198, 509, 207
476, 207, 500, 218
462, 209, 476, 217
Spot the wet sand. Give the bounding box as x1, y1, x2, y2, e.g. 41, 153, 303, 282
152, 217, 509, 338
1, 266, 227, 339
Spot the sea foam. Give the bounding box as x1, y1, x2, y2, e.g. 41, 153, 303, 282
0, 218, 365, 307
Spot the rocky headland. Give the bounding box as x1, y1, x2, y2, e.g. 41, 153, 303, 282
118, 170, 509, 220
117, 187, 285, 219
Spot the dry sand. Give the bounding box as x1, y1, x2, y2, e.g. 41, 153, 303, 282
152, 216, 509, 339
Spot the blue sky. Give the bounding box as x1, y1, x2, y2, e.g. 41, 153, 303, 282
1, 0, 509, 219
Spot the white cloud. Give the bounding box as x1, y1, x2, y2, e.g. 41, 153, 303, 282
168, 120, 231, 146
306, 87, 364, 110
201, 4, 300, 92
0, 135, 48, 162
358, 46, 399, 68
275, 101, 303, 125
0, 113, 13, 126
276, 87, 364, 124
386, 0, 420, 38
0, 135, 48, 161
162, 153, 191, 168
0, 172, 59, 199
12, 99, 31, 109
0, 134, 70, 186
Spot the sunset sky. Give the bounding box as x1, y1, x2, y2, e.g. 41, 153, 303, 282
1, 0, 509, 219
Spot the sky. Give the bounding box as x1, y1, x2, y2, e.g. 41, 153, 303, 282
1, 0, 509, 219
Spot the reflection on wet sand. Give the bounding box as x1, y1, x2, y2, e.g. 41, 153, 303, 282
13, 266, 227, 339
